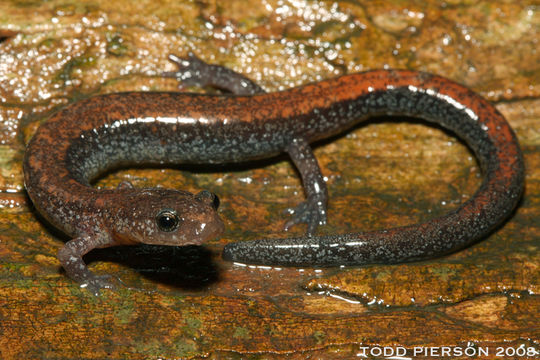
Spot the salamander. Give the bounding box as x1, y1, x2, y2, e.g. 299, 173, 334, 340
23, 53, 524, 293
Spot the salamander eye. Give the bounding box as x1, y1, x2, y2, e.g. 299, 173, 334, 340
156, 209, 180, 232
195, 190, 220, 210
212, 194, 220, 210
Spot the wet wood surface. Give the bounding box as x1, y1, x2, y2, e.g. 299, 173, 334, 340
0, 1, 538, 359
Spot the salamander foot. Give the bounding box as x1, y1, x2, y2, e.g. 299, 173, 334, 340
284, 195, 327, 235
80, 274, 117, 296
163, 53, 264, 95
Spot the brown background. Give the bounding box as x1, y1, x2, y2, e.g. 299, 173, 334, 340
0, 0, 538, 359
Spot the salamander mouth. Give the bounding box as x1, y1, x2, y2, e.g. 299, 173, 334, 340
191, 214, 225, 244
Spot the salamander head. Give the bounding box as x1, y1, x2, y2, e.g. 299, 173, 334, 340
111, 188, 224, 246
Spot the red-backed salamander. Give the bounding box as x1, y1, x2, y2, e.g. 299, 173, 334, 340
24, 53, 524, 293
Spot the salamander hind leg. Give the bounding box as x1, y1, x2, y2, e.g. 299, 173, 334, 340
285, 138, 328, 235
57, 234, 116, 295
163, 53, 265, 95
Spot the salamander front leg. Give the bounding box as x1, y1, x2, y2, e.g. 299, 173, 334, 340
285, 137, 328, 235
57, 234, 116, 295
164, 53, 265, 95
